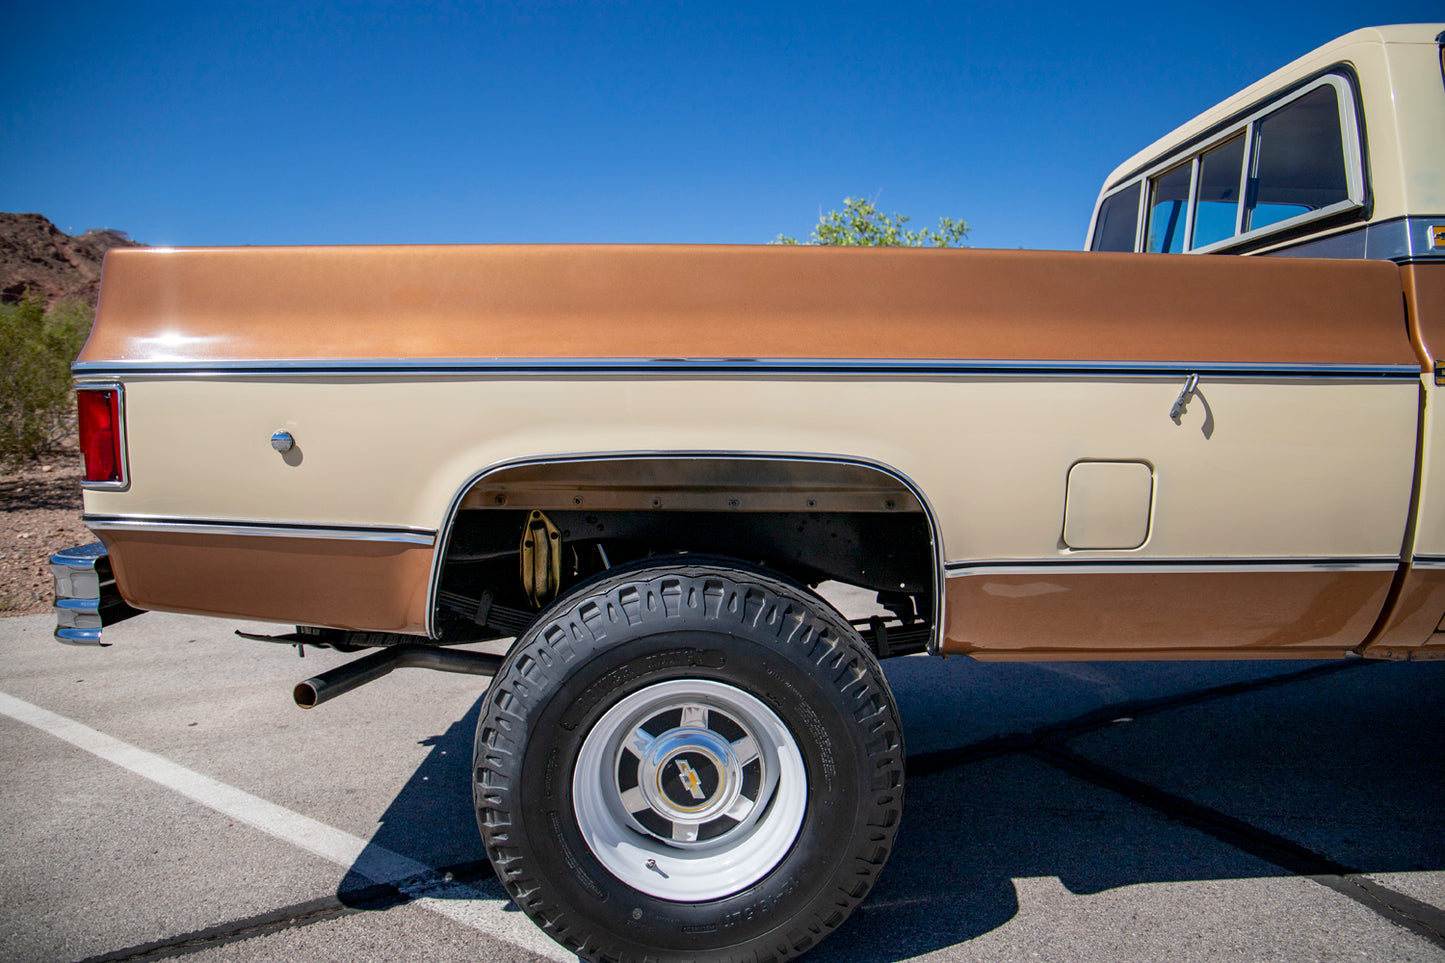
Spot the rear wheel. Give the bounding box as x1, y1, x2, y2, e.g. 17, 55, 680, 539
474, 559, 904, 962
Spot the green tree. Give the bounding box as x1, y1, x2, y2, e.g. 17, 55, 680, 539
775, 196, 969, 247
0, 295, 93, 462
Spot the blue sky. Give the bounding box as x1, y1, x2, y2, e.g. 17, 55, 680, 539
3, 2, 1440, 250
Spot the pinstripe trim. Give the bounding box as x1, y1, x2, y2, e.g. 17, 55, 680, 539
70, 358, 1424, 381
945, 557, 1401, 576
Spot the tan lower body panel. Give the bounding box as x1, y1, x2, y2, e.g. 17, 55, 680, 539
97, 529, 434, 634
942, 568, 1393, 658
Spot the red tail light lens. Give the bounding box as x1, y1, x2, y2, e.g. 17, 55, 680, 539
78, 387, 124, 484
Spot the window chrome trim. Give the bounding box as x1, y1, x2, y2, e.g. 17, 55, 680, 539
1260, 215, 1445, 262
1233, 124, 1253, 238
945, 557, 1401, 576
424, 451, 946, 650
1192, 198, 1364, 255
1133, 180, 1147, 251
1184, 156, 1200, 250
69, 358, 1424, 381
83, 515, 437, 546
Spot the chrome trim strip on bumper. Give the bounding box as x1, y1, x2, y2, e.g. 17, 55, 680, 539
944, 557, 1402, 576
82, 516, 437, 546
70, 358, 1425, 381
1409, 556, 1445, 571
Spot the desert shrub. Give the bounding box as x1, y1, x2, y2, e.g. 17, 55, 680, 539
0, 295, 93, 463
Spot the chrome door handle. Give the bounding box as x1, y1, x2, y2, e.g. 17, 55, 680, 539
1169, 373, 1199, 422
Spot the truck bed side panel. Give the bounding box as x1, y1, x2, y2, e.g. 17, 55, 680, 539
81, 246, 1421, 655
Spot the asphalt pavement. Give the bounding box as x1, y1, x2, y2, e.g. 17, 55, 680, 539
1, 605, 1442, 963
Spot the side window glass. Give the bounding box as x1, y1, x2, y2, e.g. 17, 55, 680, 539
1091, 184, 1141, 252
1191, 135, 1245, 248
1087, 75, 1360, 255
1146, 163, 1191, 253
1246, 84, 1349, 231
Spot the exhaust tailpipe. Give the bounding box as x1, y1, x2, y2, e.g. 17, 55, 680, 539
294, 645, 504, 709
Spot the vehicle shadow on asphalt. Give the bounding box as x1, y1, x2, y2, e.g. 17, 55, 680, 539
337, 660, 1445, 959
336, 696, 491, 902
807, 659, 1445, 961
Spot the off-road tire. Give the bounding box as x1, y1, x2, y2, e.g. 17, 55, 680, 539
473, 558, 904, 962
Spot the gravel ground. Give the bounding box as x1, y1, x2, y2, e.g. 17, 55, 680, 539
0, 448, 89, 616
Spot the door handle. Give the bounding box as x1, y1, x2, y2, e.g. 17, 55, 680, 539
1169, 373, 1199, 422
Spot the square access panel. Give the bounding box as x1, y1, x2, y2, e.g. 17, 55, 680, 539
1063, 460, 1154, 550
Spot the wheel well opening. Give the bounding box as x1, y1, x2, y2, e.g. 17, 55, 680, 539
431, 456, 938, 656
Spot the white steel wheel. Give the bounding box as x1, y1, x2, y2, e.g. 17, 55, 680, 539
572, 678, 806, 900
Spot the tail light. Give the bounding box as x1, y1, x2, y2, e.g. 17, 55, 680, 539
78, 386, 126, 487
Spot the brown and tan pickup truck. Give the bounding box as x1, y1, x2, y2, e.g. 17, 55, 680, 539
51, 23, 1445, 963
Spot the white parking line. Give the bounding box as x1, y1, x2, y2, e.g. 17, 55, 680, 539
0, 690, 570, 962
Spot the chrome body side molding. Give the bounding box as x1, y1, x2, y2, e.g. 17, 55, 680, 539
82, 516, 437, 546
945, 557, 1402, 576
70, 358, 1425, 381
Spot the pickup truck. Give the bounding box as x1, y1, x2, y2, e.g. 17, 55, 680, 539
51, 23, 1445, 963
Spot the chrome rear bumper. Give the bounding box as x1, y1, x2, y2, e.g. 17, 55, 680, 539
51, 542, 143, 645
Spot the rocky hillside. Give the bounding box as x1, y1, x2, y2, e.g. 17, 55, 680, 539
0, 212, 143, 306
0, 213, 135, 613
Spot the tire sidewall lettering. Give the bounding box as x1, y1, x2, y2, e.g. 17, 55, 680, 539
475, 561, 903, 961
527, 641, 862, 935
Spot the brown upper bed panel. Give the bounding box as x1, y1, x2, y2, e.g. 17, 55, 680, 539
84, 244, 1413, 367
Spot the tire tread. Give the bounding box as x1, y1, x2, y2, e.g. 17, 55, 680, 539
474, 559, 904, 963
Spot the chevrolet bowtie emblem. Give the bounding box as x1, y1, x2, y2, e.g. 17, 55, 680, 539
675, 759, 705, 800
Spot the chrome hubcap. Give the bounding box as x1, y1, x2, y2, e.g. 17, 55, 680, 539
620, 703, 763, 845
572, 679, 806, 901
